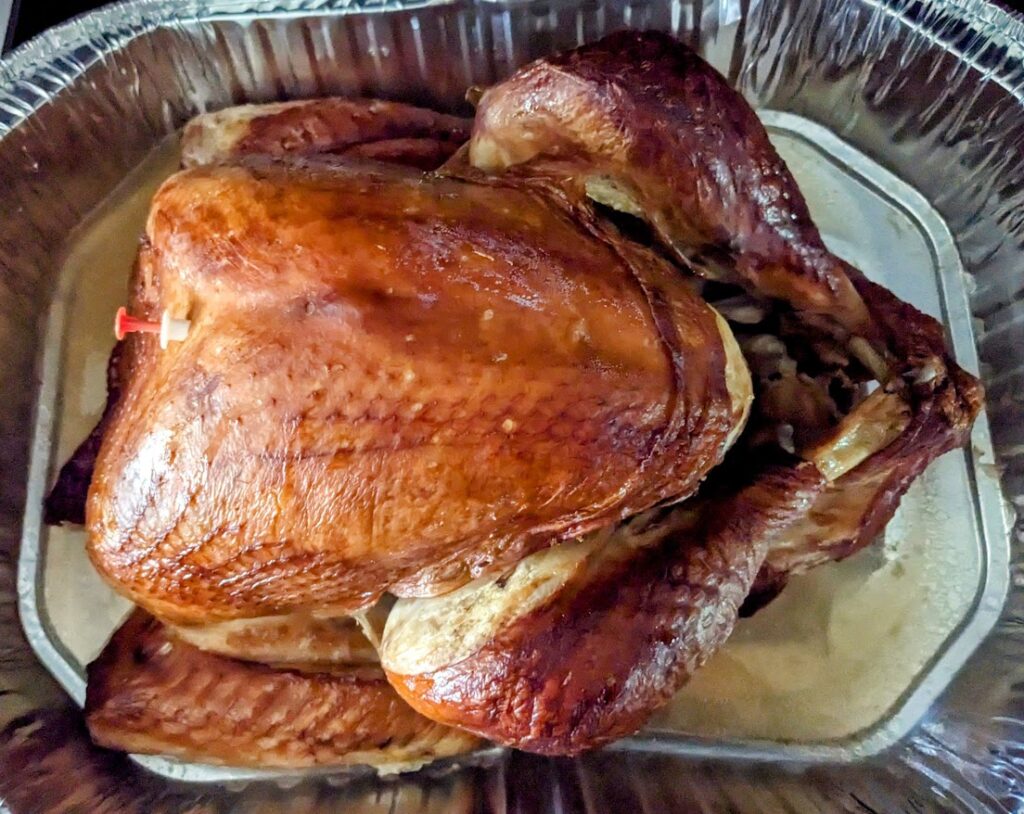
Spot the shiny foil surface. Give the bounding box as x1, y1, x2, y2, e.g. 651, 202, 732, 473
1, 0, 1023, 811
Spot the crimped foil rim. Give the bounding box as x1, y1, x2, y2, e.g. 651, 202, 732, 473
0, 0, 459, 134
2, 0, 1024, 135
0, 0, 1021, 808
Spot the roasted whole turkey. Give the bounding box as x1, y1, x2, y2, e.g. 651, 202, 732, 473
46, 31, 981, 766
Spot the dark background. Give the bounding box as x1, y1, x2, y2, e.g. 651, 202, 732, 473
5, 0, 109, 50
4, 0, 1022, 52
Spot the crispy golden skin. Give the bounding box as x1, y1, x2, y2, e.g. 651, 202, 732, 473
381, 463, 824, 754
86, 158, 747, 624
86, 611, 479, 768
468, 30, 982, 612
182, 98, 471, 170
68, 32, 982, 762
470, 30, 870, 335
49, 98, 470, 529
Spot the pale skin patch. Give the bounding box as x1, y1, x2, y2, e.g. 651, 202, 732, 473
381, 508, 698, 676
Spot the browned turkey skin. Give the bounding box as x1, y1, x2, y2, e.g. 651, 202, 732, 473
49, 31, 981, 763
70, 100, 489, 770
87, 157, 746, 624
470, 31, 872, 336
45, 99, 472, 529
180, 98, 471, 170
377, 31, 978, 750
86, 610, 479, 769
463, 29, 980, 609
382, 462, 825, 754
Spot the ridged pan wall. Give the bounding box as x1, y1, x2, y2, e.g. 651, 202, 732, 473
1, 0, 1023, 810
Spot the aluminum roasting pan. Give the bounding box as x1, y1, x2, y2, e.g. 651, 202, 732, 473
15, 107, 1010, 781
1, 0, 1023, 811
